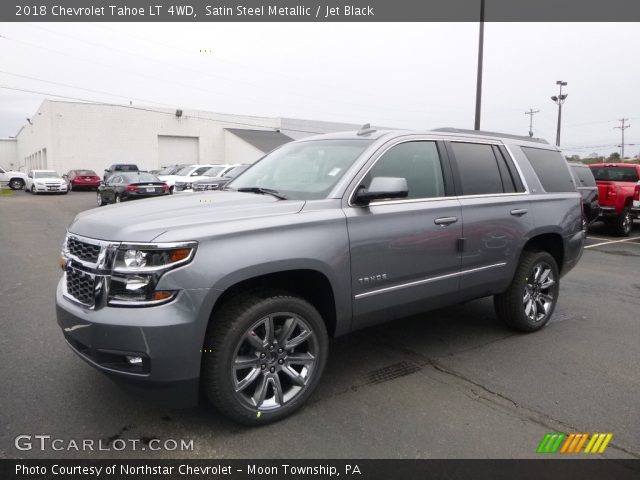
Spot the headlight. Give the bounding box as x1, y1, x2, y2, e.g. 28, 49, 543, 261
108, 242, 197, 306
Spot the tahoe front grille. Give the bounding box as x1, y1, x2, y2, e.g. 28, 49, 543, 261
67, 237, 101, 263
66, 268, 95, 306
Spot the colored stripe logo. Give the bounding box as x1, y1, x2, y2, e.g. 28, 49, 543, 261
537, 433, 612, 454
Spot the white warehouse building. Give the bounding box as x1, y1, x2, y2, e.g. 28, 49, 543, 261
2, 100, 364, 175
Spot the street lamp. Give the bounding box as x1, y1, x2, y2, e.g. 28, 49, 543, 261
551, 80, 568, 146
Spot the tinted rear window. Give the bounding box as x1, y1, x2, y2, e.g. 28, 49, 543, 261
121, 172, 160, 183
521, 147, 575, 192
116, 165, 139, 171
589, 166, 639, 182
450, 142, 504, 195
570, 164, 596, 187
76, 170, 97, 176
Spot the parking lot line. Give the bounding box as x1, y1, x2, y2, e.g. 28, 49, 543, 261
586, 236, 615, 241
584, 237, 640, 249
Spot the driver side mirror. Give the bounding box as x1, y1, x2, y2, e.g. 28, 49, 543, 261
353, 177, 409, 206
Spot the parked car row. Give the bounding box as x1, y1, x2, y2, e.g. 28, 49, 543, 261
8, 161, 640, 238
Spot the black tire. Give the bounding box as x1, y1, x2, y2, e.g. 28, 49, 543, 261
96, 192, 104, 206
115, 194, 121, 203
201, 292, 328, 425
613, 207, 632, 237
494, 250, 560, 333
30, 185, 36, 195
9, 178, 24, 190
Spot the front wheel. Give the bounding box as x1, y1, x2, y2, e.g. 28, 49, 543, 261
9, 178, 24, 190
201, 293, 328, 425
30, 186, 37, 195
494, 250, 560, 332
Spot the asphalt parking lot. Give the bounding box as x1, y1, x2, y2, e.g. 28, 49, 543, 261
1, 190, 639, 459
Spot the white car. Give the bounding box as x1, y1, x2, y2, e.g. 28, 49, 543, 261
25, 170, 68, 194
158, 164, 218, 192
0, 166, 28, 190
170, 164, 237, 193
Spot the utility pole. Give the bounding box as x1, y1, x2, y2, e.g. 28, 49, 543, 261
614, 118, 630, 161
474, 0, 485, 130
525, 108, 540, 137
550, 81, 568, 146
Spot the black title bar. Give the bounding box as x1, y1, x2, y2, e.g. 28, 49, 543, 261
3, 0, 640, 22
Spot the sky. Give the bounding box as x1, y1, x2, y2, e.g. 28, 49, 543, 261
0, 22, 638, 157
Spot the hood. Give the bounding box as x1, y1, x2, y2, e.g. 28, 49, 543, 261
193, 175, 228, 185
68, 191, 305, 242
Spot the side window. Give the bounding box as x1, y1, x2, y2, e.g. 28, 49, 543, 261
570, 165, 596, 187
360, 141, 446, 200
521, 147, 575, 192
450, 142, 504, 195
193, 167, 211, 176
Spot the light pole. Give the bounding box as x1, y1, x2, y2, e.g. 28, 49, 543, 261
525, 108, 540, 137
550, 81, 568, 147
474, 0, 485, 130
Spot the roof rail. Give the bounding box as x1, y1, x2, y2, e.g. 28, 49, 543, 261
357, 123, 377, 136
433, 127, 549, 145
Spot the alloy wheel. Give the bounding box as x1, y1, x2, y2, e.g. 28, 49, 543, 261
523, 263, 556, 323
230, 313, 319, 412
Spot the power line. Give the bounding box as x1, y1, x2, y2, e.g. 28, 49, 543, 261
614, 118, 631, 159
524, 108, 540, 137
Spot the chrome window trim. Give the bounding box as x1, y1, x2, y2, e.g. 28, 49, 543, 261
502, 144, 531, 193
347, 137, 450, 208
354, 262, 507, 300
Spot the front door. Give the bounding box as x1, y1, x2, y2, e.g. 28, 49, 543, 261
344, 140, 462, 329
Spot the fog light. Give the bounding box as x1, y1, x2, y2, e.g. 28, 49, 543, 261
126, 356, 143, 365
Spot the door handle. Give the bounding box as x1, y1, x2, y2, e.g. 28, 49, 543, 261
434, 216, 458, 226
510, 208, 528, 216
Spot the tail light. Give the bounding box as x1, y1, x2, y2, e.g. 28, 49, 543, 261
606, 184, 617, 200
161, 184, 170, 191
634, 183, 640, 200
126, 185, 137, 191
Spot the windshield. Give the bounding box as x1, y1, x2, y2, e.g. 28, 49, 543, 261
203, 166, 225, 177
226, 165, 249, 178
34, 171, 60, 178
158, 165, 183, 175
176, 166, 197, 176
121, 172, 161, 183
228, 140, 372, 200
590, 166, 639, 182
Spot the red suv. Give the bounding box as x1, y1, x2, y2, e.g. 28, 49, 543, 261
65, 170, 102, 191
589, 163, 640, 236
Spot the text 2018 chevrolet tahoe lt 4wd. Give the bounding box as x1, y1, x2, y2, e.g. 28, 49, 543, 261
56, 128, 585, 425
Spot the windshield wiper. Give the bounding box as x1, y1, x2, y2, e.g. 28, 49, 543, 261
236, 187, 288, 200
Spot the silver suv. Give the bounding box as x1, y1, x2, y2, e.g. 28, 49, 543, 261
56, 127, 585, 425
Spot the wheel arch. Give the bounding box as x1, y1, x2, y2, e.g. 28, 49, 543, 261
209, 266, 341, 339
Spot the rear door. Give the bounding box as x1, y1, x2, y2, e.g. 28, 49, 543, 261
445, 141, 533, 299
344, 139, 463, 329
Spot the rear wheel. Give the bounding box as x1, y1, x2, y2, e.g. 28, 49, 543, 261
115, 194, 121, 203
96, 192, 104, 206
494, 250, 559, 332
201, 292, 328, 425
613, 208, 632, 236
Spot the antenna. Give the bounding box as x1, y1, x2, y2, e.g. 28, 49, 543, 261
357, 123, 376, 136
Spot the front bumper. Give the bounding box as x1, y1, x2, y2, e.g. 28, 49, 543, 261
32, 184, 67, 192
56, 279, 219, 407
